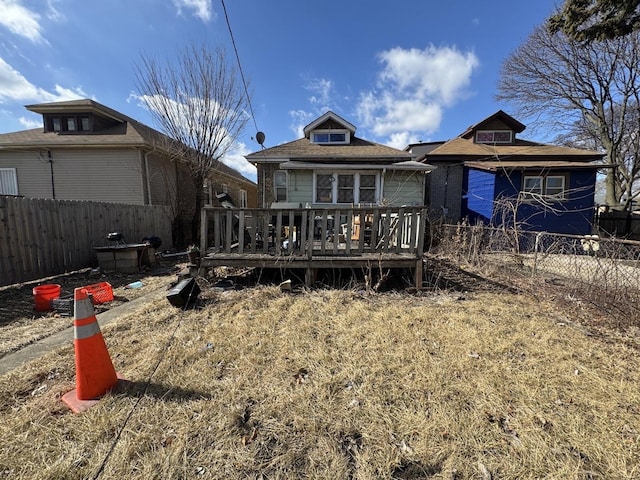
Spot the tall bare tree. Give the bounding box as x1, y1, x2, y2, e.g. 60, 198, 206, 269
497, 26, 640, 208
548, 0, 640, 41
135, 43, 249, 243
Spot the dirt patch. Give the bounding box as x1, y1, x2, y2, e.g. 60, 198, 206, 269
0, 260, 184, 358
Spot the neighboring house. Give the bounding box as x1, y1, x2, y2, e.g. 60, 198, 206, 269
408, 111, 605, 235
246, 111, 434, 209
0, 99, 257, 246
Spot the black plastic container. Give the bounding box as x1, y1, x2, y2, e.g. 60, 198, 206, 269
166, 278, 200, 308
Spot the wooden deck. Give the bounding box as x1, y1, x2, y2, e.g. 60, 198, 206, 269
199, 206, 427, 286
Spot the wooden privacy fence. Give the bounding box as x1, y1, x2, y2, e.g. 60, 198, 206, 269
0, 196, 173, 287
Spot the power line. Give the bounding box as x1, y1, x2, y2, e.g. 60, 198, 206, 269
220, 0, 261, 143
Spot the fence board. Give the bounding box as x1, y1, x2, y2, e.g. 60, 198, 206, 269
0, 196, 173, 287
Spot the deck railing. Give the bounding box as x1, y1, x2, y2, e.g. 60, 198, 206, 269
200, 206, 428, 258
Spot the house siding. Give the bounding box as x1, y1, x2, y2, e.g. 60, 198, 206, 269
428, 163, 463, 220
287, 170, 313, 205
383, 171, 425, 206
503, 170, 596, 235
146, 151, 177, 207
466, 168, 496, 224
51, 149, 144, 203
0, 151, 52, 198
0, 148, 144, 203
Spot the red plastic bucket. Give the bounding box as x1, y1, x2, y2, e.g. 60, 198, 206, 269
33, 284, 61, 312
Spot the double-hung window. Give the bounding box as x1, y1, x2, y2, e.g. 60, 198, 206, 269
314, 172, 379, 204
522, 174, 566, 199
274, 170, 287, 202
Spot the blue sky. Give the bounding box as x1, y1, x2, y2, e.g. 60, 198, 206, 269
0, 0, 561, 182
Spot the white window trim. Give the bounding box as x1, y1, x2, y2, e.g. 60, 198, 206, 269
311, 129, 350, 145
476, 130, 513, 144
522, 174, 567, 200
312, 171, 380, 205
240, 189, 248, 208
0, 168, 18, 196
274, 170, 288, 202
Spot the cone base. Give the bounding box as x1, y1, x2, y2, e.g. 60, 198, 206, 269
62, 374, 126, 413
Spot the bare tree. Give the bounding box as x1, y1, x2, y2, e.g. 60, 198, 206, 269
497, 26, 640, 208
135, 43, 249, 243
548, 0, 640, 41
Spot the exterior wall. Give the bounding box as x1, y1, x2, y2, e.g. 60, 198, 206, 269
146, 151, 177, 207
428, 163, 464, 221
256, 163, 280, 208
465, 168, 496, 224
209, 173, 258, 208
287, 170, 313, 205
0, 150, 52, 198
499, 170, 596, 235
0, 148, 145, 204
383, 171, 425, 206
465, 169, 596, 235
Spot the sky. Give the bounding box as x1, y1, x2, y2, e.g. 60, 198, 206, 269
0, 0, 563, 182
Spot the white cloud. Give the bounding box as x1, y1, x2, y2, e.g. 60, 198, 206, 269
0, 0, 44, 42
306, 77, 333, 107
356, 44, 479, 139
289, 109, 315, 138
19, 115, 42, 129
221, 141, 257, 180
173, 0, 214, 22
385, 132, 421, 150
0, 57, 86, 103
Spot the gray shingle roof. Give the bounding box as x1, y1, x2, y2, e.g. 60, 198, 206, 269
0, 99, 254, 186
246, 136, 412, 162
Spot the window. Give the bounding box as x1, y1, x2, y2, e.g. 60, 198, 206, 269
312, 130, 349, 144
274, 170, 287, 202
337, 174, 354, 203
0, 168, 18, 195
314, 172, 379, 204
240, 189, 248, 208
66, 117, 77, 131
545, 176, 565, 197
51, 118, 61, 132
522, 176, 543, 196
359, 174, 377, 203
80, 117, 90, 131
475, 130, 513, 144
522, 174, 566, 199
221, 183, 228, 193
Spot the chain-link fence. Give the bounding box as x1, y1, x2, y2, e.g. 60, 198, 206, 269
431, 222, 640, 308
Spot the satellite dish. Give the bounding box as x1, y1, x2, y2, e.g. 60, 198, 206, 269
255, 131, 265, 145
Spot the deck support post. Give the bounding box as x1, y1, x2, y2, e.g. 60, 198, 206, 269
414, 258, 423, 289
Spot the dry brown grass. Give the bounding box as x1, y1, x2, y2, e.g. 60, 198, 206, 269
1, 286, 639, 479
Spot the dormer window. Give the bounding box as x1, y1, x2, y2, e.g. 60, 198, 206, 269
475, 130, 513, 144
44, 114, 93, 133
312, 130, 349, 144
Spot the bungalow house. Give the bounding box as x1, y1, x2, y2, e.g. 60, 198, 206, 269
246, 111, 434, 209
407, 111, 605, 235
0, 99, 257, 246
196, 111, 434, 287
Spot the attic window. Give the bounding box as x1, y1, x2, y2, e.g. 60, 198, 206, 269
475, 130, 513, 144
312, 130, 349, 144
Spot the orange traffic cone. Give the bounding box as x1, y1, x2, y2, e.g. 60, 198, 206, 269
62, 287, 120, 413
